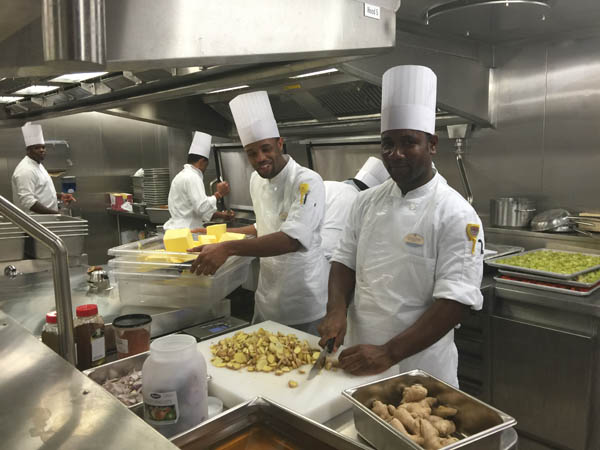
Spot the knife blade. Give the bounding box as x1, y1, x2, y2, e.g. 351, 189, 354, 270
307, 338, 335, 380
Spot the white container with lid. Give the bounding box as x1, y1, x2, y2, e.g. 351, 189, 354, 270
142, 335, 208, 438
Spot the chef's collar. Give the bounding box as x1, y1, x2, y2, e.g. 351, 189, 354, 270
185, 163, 204, 176
266, 154, 291, 185
391, 170, 439, 199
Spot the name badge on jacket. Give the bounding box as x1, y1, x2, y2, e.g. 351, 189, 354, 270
404, 233, 425, 247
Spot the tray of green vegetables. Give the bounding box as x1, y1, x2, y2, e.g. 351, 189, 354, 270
486, 248, 600, 280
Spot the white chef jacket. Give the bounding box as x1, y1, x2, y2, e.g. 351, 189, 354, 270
250, 156, 328, 325
164, 164, 217, 230
321, 181, 359, 261
11, 156, 58, 212
332, 172, 484, 387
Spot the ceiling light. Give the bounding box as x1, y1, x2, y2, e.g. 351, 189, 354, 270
289, 68, 339, 79
337, 113, 381, 121
49, 72, 108, 83
13, 85, 59, 95
206, 85, 250, 94
425, 0, 551, 22
0, 96, 24, 103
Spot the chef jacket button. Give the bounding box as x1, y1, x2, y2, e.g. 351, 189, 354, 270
409, 203, 417, 210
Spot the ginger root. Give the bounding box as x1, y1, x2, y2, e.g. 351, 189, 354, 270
400, 397, 436, 418
432, 405, 458, 419
428, 415, 456, 436
372, 400, 392, 421
390, 418, 425, 445
402, 383, 428, 403
388, 404, 420, 435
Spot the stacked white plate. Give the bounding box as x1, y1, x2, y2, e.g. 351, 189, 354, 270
143, 168, 170, 206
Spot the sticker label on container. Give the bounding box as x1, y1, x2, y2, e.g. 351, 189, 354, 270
364, 3, 381, 20
91, 329, 105, 362
116, 336, 129, 354
144, 391, 179, 425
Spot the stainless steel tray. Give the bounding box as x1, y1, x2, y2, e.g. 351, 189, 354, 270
172, 396, 371, 449
485, 248, 600, 280
498, 269, 600, 288
483, 243, 524, 261
342, 369, 516, 450
494, 275, 600, 297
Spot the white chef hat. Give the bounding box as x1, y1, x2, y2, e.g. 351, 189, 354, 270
355, 157, 389, 188
188, 131, 212, 159
229, 91, 279, 147
381, 65, 437, 135
22, 122, 45, 147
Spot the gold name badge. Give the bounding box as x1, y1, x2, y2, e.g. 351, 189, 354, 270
404, 233, 425, 247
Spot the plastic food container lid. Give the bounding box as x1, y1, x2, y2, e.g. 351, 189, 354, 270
46, 311, 57, 324
208, 396, 223, 418
113, 314, 152, 329
76, 304, 99, 317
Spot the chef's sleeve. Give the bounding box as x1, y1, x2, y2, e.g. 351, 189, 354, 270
330, 194, 362, 271
433, 207, 484, 310
280, 175, 325, 250
12, 171, 38, 210
187, 175, 217, 223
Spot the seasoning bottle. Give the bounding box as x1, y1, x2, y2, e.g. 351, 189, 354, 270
142, 334, 208, 438
41, 311, 60, 354
113, 314, 152, 359
74, 304, 106, 370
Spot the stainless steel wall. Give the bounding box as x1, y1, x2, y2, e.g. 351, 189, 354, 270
0, 112, 188, 263
432, 34, 600, 223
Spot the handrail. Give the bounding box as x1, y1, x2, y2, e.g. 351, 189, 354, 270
0, 196, 76, 364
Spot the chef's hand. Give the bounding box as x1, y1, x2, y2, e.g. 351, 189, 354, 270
318, 309, 347, 353
216, 181, 230, 197
188, 243, 230, 276
338, 344, 394, 376
190, 227, 206, 234
213, 210, 235, 221
60, 193, 76, 204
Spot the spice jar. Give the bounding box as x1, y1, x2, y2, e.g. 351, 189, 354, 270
74, 304, 106, 370
142, 334, 207, 438
113, 314, 152, 359
41, 311, 59, 354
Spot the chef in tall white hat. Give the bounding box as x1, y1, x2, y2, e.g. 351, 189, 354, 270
321, 157, 389, 261
164, 131, 233, 230
318, 65, 485, 386
11, 122, 76, 214
189, 91, 328, 335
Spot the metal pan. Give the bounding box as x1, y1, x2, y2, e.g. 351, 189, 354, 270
485, 248, 600, 279
343, 369, 516, 450
531, 209, 600, 238
498, 269, 600, 288
494, 276, 600, 297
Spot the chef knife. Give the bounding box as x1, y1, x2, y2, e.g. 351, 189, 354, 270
307, 338, 335, 380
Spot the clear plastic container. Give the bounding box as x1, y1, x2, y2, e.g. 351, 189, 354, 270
74, 304, 106, 370
142, 335, 208, 438
41, 311, 59, 354
108, 256, 252, 309
113, 314, 152, 359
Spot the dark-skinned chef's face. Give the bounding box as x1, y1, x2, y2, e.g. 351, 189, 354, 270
244, 137, 287, 179
27, 144, 46, 163
381, 129, 437, 192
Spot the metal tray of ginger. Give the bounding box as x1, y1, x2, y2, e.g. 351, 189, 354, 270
342, 369, 516, 450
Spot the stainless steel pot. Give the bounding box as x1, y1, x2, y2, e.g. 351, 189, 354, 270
490, 197, 536, 228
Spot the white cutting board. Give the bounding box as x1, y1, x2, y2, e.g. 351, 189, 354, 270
197, 320, 392, 424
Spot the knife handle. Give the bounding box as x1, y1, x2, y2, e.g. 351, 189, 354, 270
325, 337, 335, 353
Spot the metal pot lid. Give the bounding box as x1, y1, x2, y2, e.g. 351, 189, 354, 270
530, 208, 570, 231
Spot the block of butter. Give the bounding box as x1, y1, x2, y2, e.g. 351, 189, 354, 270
163, 228, 195, 253
192, 235, 217, 247
206, 223, 227, 241
218, 232, 245, 242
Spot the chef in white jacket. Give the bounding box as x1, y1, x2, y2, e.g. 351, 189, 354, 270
164, 131, 232, 230
189, 91, 328, 334
12, 122, 75, 214
318, 66, 484, 387
321, 157, 389, 261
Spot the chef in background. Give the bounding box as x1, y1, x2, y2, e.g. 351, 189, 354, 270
12, 122, 76, 214
321, 157, 389, 261
318, 65, 484, 386
189, 91, 328, 335
164, 131, 233, 230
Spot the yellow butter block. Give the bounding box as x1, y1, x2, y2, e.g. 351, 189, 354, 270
206, 223, 227, 241
218, 232, 245, 243
164, 228, 195, 253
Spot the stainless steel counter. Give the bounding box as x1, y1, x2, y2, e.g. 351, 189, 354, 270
0, 309, 177, 450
